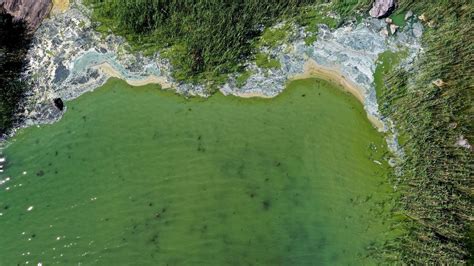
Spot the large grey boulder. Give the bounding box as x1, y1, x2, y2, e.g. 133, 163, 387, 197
369, 0, 396, 18
0, 0, 52, 31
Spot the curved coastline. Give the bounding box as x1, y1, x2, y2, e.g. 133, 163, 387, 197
18, 3, 422, 132
1, 1, 422, 172
101, 58, 384, 129
291, 59, 385, 130
95, 62, 172, 88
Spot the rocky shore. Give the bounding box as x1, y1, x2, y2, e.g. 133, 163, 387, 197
12, 1, 422, 157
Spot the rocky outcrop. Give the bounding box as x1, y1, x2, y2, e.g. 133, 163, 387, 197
53, 98, 64, 111
0, 0, 52, 31
369, 0, 396, 18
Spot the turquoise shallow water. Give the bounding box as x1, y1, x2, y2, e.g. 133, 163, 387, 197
0, 78, 397, 265
71, 50, 162, 81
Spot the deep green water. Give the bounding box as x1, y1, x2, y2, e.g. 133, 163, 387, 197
0, 78, 397, 265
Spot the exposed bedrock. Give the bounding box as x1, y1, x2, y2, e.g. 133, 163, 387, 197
0, 0, 52, 31
369, 0, 396, 18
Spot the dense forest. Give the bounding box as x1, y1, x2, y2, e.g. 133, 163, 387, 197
0, 13, 31, 135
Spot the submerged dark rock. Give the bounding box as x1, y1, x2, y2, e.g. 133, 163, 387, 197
369, 0, 396, 18
53, 62, 69, 83
53, 97, 64, 111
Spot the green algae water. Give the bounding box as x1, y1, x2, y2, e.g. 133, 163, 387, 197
0, 78, 397, 265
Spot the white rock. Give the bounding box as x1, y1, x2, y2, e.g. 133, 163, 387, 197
418, 13, 427, 22
412, 22, 423, 38
390, 24, 399, 34
27, 206, 34, 211
455, 135, 472, 149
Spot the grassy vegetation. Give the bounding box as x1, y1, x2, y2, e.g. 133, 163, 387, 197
326, 0, 472, 263
0, 13, 30, 135
257, 24, 291, 49
296, 4, 339, 31
378, 1, 473, 263
332, 0, 371, 17
84, 0, 321, 87
373, 49, 408, 101
235, 70, 253, 88
293, 4, 339, 46
255, 53, 281, 69
304, 34, 318, 46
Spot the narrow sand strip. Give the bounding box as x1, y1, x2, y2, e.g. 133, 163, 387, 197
225, 60, 364, 102
95, 59, 383, 129
236, 59, 384, 129
291, 59, 365, 104
231, 92, 274, 98
230, 60, 365, 103
292, 60, 385, 129
95, 62, 172, 89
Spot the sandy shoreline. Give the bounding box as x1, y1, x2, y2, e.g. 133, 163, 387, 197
97, 59, 364, 103
292, 60, 385, 129
231, 60, 365, 102
95, 62, 173, 89
23, 4, 422, 135
96, 58, 383, 129
292, 59, 365, 104
230, 92, 275, 99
